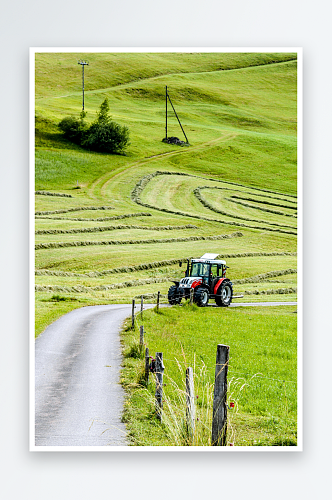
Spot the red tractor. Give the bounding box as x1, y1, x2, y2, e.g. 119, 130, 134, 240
168, 253, 233, 307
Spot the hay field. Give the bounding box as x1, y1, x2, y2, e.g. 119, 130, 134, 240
35, 52, 297, 336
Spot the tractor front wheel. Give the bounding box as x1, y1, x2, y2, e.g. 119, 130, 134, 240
215, 281, 233, 307
168, 285, 182, 305
194, 286, 209, 307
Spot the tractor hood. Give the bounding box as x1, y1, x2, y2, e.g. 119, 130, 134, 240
179, 276, 203, 288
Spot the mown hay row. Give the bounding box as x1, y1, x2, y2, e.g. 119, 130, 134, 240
35, 259, 188, 278
131, 170, 297, 200
244, 287, 297, 295
35, 269, 87, 277
35, 212, 152, 222
35, 205, 114, 216
35, 276, 171, 293
35, 251, 297, 279
227, 198, 297, 218
134, 289, 297, 300
35, 191, 73, 198
132, 193, 297, 236
233, 269, 297, 284
202, 185, 297, 204
34, 278, 296, 296
195, 187, 297, 228
230, 195, 297, 210
35, 232, 243, 251
218, 251, 296, 258
131, 173, 297, 235
35, 224, 197, 235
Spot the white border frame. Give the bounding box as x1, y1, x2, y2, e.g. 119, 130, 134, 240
30, 47, 302, 452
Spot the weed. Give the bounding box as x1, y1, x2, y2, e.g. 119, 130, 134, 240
47, 294, 77, 302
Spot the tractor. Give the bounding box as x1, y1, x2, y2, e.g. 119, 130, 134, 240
168, 253, 233, 307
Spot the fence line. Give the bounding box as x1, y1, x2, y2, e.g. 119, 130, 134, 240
129, 294, 296, 446
130, 295, 296, 385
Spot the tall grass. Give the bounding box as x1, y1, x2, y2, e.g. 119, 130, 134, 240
125, 350, 292, 447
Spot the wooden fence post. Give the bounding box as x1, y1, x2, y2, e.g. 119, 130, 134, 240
155, 352, 164, 421
145, 347, 150, 384
139, 325, 144, 351
131, 299, 135, 329
156, 291, 160, 312
186, 367, 195, 440
211, 344, 230, 446
190, 288, 194, 305
141, 295, 144, 320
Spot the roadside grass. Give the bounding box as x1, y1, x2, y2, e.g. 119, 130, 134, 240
120, 304, 297, 446
35, 294, 94, 338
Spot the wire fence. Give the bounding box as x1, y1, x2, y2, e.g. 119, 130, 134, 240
131, 295, 297, 387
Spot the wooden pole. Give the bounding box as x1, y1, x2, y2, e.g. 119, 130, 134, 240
165, 85, 168, 139
155, 352, 164, 421
211, 344, 230, 446
190, 287, 194, 305
156, 291, 160, 312
145, 347, 150, 384
131, 299, 135, 329
141, 295, 144, 320
139, 325, 144, 350
186, 367, 195, 440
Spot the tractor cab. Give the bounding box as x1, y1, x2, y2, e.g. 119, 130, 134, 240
188, 258, 226, 292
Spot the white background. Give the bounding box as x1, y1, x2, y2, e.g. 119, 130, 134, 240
1, 1, 330, 499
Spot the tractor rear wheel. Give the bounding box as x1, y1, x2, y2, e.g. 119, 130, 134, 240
168, 285, 181, 305
194, 286, 209, 307
215, 281, 233, 307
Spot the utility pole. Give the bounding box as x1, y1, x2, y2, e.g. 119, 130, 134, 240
78, 60, 89, 111
165, 85, 168, 140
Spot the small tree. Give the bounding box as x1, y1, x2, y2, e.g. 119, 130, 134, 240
96, 98, 110, 124
83, 98, 130, 154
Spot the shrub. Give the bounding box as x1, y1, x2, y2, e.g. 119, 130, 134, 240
58, 112, 88, 144
58, 99, 130, 154
82, 120, 130, 154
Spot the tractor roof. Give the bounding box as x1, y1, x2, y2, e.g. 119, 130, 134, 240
191, 253, 226, 265
201, 253, 219, 260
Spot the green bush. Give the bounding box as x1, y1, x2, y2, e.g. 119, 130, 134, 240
58, 114, 88, 144
58, 99, 130, 154
82, 120, 130, 154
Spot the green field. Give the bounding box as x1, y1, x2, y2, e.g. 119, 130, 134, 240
121, 304, 297, 446
34, 51, 298, 446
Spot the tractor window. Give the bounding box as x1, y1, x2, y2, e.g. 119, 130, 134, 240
210, 264, 218, 277
190, 263, 210, 277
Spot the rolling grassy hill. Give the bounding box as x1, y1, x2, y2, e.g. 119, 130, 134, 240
34, 51, 298, 446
